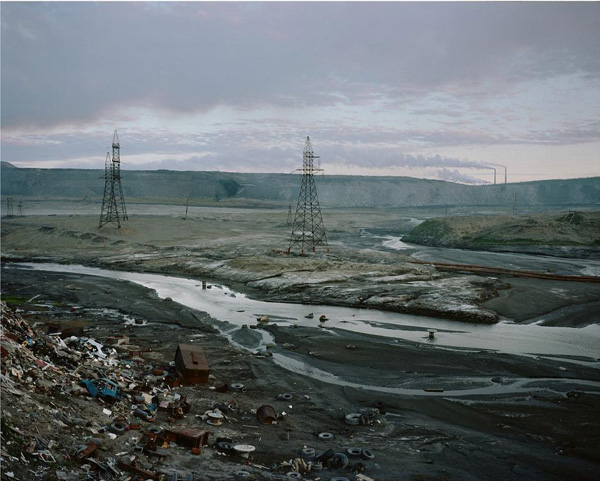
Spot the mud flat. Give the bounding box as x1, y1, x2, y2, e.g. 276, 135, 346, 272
5, 207, 600, 326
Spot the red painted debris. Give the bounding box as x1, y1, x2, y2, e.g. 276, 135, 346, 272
174, 344, 210, 385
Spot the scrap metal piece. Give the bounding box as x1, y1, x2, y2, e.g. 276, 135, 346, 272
256, 405, 278, 425
163, 428, 210, 452
80, 378, 119, 400
117, 460, 160, 481
75, 443, 98, 461
174, 344, 210, 385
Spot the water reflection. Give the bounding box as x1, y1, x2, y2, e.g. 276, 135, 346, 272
13, 262, 600, 360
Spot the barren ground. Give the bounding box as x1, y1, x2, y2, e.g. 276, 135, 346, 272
2, 204, 600, 480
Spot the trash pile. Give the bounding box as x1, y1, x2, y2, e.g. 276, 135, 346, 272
0, 301, 214, 479
1, 301, 383, 480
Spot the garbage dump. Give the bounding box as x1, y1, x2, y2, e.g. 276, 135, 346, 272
1, 301, 382, 480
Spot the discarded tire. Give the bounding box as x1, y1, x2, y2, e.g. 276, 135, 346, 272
301, 447, 316, 457
346, 447, 362, 458
109, 421, 126, 435
148, 427, 163, 435
277, 393, 293, 401
328, 453, 349, 469
317, 432, 334, 440
217, 441, 235, 455
361, 448, 375, 460
344, 413, 361, 425
286, 472, 302, 479
231, 383, 245, 392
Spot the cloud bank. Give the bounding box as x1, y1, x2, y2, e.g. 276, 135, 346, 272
2, 2, 599, 182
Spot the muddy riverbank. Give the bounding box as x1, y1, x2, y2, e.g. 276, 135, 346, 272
2, 266, 600, 480
4, 209, 600, 327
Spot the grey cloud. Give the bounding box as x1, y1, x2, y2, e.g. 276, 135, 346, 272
2, 2, 599, 129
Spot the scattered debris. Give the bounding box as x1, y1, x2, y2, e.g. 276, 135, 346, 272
233, 444, 256, 459
81, 378, 120, 400
0, 296, 386, 480
174, 343, 210, 385
256, 405, 278, 425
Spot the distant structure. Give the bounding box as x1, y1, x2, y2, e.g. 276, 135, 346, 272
17, 201, 24, 216
5, 197, 14, 216
286, 204, 293, 225
287, 136, 328, 254
99, 130, 128, 228
561, 211, 580, 224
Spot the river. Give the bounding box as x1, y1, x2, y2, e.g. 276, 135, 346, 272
9, 262, 600, 397
13, 262, 600, 361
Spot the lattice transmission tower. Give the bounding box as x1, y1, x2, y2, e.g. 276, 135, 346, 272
5, 197, 14, 216
287, 136, 328, 254
99, 130, 128, 228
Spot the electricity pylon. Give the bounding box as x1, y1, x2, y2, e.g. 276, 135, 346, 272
287, 136, 328, 254
99, 130, 128, 228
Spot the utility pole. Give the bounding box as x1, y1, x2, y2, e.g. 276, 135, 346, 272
17, 201, 24, 216
287, 136, 328, 255
185, 196, 190, 219
286, 204, 293, 225
99, 130, 128, 228
512, 192, 517, 214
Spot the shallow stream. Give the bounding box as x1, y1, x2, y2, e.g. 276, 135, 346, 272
11, 262, 600, 396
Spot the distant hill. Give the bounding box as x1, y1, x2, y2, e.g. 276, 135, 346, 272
1, 161, 18, 169
1, 164, 599, 208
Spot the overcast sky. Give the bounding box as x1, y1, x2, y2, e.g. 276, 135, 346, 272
2, 1, 599, 183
